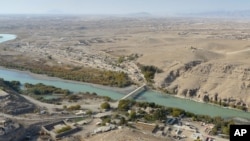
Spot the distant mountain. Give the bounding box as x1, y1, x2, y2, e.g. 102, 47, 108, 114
126, 12, 152, 17
183, 10, 250, 18
46, 9, 66, 15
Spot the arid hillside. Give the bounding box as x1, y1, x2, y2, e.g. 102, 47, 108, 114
1, 16, 250, 107
83, 128, 169, 141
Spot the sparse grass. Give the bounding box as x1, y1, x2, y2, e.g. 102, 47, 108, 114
73, 117, 86, 122
56, 125, 72, 134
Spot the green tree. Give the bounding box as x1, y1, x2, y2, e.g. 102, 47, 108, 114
118, 56, 125, 63
194, 136, 202, 141
118, 100, 132, 111
119, 117, 127, 125
211, 127, 218, 135
67, 104, 81, 111
63, 105, 67, 109
172, 108, 183, 117
56, 126, 71, 134
222, 126, 230, 135
153, 108, 166, 120
129, 110, 137, 121
101, 102, 111, 110
86, 110, 93, 115
139, 64, 163, 82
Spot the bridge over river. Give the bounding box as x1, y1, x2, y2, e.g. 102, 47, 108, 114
1, 66, 250, 119
121, 84, 147, 100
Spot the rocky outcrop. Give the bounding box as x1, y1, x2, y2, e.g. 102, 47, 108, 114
157, 61, 250, 108
163, 60, 202, 86
179, 88, 199, 97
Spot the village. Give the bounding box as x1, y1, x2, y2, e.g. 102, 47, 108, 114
0, 83, 231, 141
1, 13, 250, 141
33, 99, 229, 141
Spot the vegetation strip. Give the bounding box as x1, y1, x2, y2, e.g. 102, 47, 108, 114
0, 60, 131, 87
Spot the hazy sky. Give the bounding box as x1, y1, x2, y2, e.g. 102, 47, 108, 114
0, 0, 250, 15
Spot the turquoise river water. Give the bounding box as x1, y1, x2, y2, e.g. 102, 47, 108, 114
0, 34, 16, 43
0, 34, 250, 119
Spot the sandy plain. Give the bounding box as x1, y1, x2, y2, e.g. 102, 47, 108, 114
0, 15, 250, 108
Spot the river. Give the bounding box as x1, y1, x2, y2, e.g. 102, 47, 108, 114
0, 34, 16, 43
1, 34, 250, 119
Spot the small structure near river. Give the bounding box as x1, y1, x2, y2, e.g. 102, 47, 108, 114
42, 120, 80, 140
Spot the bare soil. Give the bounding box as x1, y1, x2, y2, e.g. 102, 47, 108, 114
1, 16, 250, 107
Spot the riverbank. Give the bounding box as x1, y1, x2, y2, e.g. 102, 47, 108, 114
153, 88, 249, 114
2, 65, 250, 119
0, 66, 135, 95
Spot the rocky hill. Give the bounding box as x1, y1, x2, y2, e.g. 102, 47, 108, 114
152, 44, 250, 109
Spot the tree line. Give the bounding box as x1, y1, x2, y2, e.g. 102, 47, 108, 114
0, 60, 132, 88
137, 64, 163, 82
23, 83, 71, 95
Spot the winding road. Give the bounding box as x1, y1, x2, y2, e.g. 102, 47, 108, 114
0, 112, 86, 121
226, 48, 250, 55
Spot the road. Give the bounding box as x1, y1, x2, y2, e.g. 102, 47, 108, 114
0, 112, 87, 121
226, 48, 250, 55
21, 94, 109, 113
21, 95, 61, 113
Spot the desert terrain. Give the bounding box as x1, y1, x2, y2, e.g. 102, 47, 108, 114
82, 127, 169, 141
0, 15, 250, 108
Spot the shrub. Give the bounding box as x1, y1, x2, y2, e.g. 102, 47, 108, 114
67, 104, 81, 111
101, 102, 111, 110
56, 125, 72, 134
138, 64, 163, 82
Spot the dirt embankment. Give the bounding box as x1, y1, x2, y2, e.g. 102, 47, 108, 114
155, 60, 250, 108
84, 127, 169, 141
